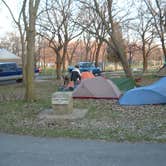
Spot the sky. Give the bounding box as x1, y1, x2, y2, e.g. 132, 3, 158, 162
0, 0, 134, 38
0, 0, 147, 39
0, 0, 18, 37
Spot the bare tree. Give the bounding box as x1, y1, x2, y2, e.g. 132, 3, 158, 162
79, 0, 133, 77
36, 37, 48, 69
23, 0, 41, 101
91, 12, 107, 67
77, 0, 107, 66
82, 32, 94, 61
38, 0, 82, 79
0, 33, 21, 57
2, 0, 40, 101
131, 2, 158, 72
144, 0, 166, 65
67, 39, 80, 65
126, 42, 140, 68
2, 0, 26, 81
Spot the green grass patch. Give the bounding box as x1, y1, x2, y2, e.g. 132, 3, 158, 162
39, 68, 56, 76
110, 77, 136, 91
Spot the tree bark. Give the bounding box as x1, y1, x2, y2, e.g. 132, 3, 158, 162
24, 0, 40, 101
56, 53, 62, 80
95, 41, 102, 67
142, 42, 148, 72
110, 34, 133, 78
25, 29, 35, 101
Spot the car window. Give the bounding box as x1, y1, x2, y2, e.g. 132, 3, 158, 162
7, 64, 17, 71
0, 63, 17, 72
0, 64, 8, 72
79, 63, 93, 68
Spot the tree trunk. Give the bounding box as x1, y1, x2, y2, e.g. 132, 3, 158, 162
56, 53, 62, 80
119, 54, 133, 77
20, 31, 26, 85
107, 0, 133, 78
62, 42, 68, 72
142, 44, 148, 73
94, 42, 102, 67
62, 56, 66, 72
114, 62, 118, 71
128, 50, 132, 68
24, 0, 40, 101
161, 36, 166, 64
25, 28, 35, 101
143, 56, 148, 72
110, 39, 133, 78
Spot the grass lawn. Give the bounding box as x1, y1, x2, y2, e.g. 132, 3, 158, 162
0, 76, 166, 143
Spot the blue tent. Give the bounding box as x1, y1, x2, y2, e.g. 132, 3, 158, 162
119, 77, 166, 105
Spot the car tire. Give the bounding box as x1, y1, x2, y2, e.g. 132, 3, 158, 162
16, 79, 23, 83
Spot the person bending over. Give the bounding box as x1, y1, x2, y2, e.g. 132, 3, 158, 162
70, 65, 81, 87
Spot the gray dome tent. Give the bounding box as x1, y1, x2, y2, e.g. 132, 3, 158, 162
72, 76, 121, 99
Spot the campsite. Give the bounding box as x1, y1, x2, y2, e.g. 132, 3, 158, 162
0, 48, 165, 142
0, 0, 166, 143
0, 70, 165, 142
1, 1, 166, 165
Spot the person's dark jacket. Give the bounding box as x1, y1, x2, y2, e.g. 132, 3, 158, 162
70, 70, 81, 82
